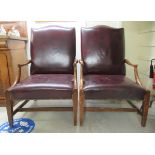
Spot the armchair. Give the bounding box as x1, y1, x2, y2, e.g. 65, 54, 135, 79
79, 25, 150, 127
6, 26, 78, 127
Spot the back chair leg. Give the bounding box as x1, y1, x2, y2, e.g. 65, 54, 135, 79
80, 91, 85, 126
72, 90, 78, 126
141, 91, 150, 127
6, 92, 13, 128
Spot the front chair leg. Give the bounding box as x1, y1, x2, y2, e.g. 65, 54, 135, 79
6, 92, 13, 128
141, 91, 150, 127
80, 90, 85, 126
72, 90, 78, 126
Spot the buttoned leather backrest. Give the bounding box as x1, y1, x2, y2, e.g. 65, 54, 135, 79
30, 26, 75, 74
81, 26, 125, 75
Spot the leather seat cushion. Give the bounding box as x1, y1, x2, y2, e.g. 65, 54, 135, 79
83, 75, 146, 100
8, 74, 73, 99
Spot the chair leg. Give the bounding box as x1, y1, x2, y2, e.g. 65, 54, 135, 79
141, 91, 150, 127
5, 91, 13, 128
72, 90, 78, 126
80, 90, 85, 126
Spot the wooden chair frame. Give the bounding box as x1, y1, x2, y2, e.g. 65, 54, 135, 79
79, 59, 150, 127
6, 59, 78, 127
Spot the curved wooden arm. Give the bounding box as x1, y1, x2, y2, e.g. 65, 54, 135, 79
73, 59, 78, 90
12, 60, 32, 86
18, 60, 32, 67
124, 59, 138, 67
124, 59, 143, 88
78, 59, 84, 90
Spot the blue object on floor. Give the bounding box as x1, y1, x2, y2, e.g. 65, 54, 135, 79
0, 118, 35, 133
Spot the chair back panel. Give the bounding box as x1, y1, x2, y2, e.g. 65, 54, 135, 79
81, 26, 125, 75
30, 26, 75, 74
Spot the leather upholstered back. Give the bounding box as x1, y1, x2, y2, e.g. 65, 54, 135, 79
30, 26, 75, 74
81, 26, 125, 75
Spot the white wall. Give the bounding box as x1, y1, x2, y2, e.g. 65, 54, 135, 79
85, 21, 122, 28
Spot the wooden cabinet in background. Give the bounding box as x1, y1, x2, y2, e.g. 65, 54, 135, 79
0, 36, 28, 106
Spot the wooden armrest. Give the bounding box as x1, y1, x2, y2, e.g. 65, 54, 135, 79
124, 59, 143, 88
78, 59, 84, 65
12, 60, 31, 86
18, 60, 32, 67
124, 59, 137, 67
73, 59, 78, 66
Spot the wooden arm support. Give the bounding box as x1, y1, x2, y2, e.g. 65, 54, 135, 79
12, 60, 32, 86
73, 59, 78, 90
124, 59, 143, 88
78, 59, 84, 91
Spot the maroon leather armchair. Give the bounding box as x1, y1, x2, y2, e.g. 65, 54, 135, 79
79, 25, 150, 127
6, 26, 78, 127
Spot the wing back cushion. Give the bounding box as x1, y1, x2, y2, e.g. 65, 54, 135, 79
81, 26, 125, 75
30, 26, 75, 74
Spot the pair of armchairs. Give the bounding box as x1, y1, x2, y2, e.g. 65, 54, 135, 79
6, 25, 150, 128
